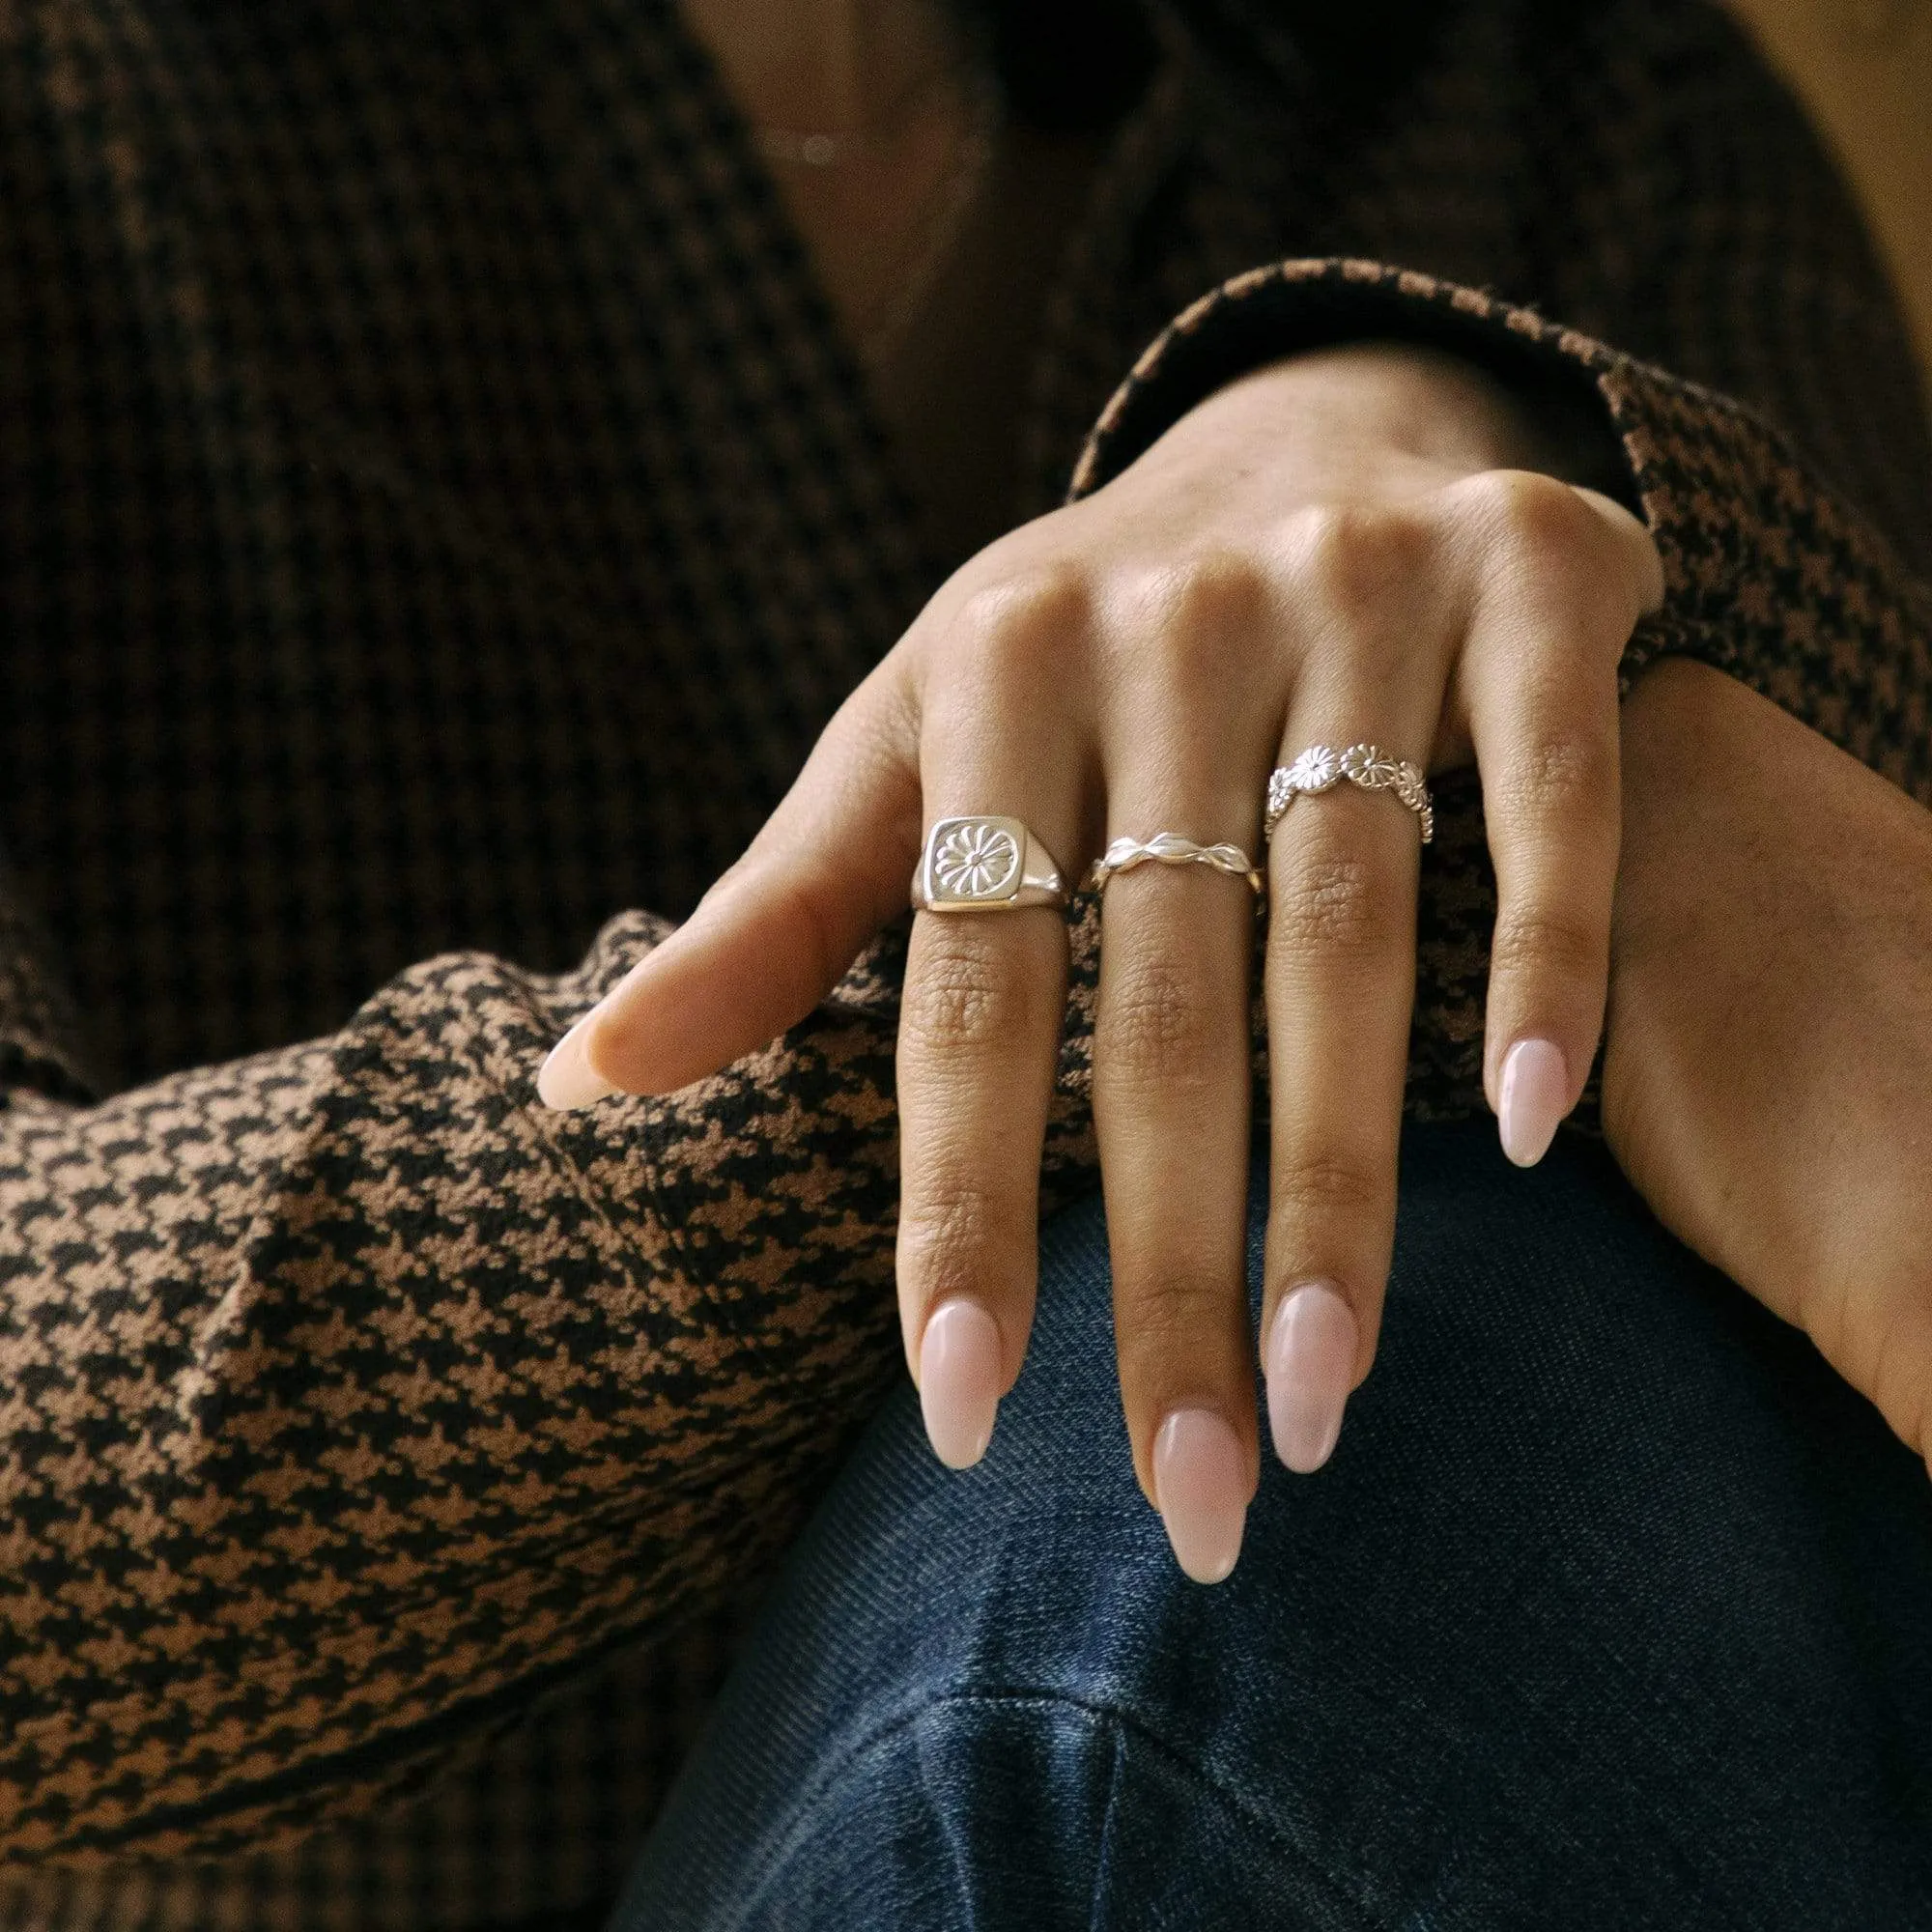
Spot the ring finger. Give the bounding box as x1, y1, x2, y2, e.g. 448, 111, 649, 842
1261, 697, 1440, 1476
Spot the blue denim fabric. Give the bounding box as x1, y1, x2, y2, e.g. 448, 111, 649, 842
614, 1123, 1932, 1930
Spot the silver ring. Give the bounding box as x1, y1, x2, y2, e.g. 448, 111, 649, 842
1264, 745, 1435, 845
911, 815, 1069, 913
1088, 834, 1264, 895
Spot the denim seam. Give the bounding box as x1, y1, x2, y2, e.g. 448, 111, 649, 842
719, 1686, 1385, 1932
1084, 1715, 1126, 1932
920, 1694, 986, 1932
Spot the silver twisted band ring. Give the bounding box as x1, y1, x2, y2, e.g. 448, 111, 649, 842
1264, 744, 1435, 845
911, 815, 1070, 913
1089, 834, 1264, 896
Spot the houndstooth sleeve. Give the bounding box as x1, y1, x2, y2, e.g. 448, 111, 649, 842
0, 909, 912, 1860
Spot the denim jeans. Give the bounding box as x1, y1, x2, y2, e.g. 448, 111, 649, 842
613, 1122, 1932, 1930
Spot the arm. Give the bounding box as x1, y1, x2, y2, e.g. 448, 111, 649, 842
0, 892, 921, 1861
1607, 656, 1932, 1477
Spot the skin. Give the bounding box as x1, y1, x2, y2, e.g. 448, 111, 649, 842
680, 0, 976, 349
1607, 660, 1932, 1486
682, 0, 1110, 564
546, 0, 1932, 1573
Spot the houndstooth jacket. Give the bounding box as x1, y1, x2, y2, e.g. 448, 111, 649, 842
0, 0, 1928, 1926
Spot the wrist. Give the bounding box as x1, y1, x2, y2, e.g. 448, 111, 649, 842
1158, 340, 1634, 499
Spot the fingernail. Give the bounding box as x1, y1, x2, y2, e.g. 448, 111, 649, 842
1152, 1409, 1248, 1584
918, 1299, 1005, 1469
1498, 1037, 1569, 1167
537, 1010, 618, 1110
1265, 1280, 1358, 1473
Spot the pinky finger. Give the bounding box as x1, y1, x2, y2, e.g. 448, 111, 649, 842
1466, 636, 1624, 1168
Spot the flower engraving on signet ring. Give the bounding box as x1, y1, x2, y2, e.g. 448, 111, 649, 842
934, 819, 1020, 900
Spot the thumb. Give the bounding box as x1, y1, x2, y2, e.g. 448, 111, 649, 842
538, 683, 922, 1104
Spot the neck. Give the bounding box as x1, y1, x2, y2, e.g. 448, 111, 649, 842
680, 0, 967, 134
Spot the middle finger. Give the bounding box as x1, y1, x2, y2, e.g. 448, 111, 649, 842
1094, 741, 1272, 1583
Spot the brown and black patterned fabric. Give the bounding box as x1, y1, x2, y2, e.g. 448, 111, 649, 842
0, 0, 1928, 1923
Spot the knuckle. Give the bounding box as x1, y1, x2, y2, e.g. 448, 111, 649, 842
1271, 1149, 1387, 1226
1489, 906, 1605, 986
900, 937, 1029, 1059
1272, 852, 1403, 961
1494, 730, 1616, 824
760, 866, 858, 997
1140, 550, 1270, 666
897, 1175, 1006, 1300
1100, 953, 1221, 1090
1467, 468, 1598, 557
954, 567, 1092, 680
1291, 501, 1433, 619
1117, 1272, 1237, 1355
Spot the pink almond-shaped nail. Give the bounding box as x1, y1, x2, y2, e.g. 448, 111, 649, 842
1152, 1408, 1248, 1584
1265, 1280, 1358, 1474
918, 1299, 1005, 1469
1498, 1037, 1569, 1167
536, 1010, 619, 1110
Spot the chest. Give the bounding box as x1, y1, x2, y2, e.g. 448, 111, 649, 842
1, 9, 948, 1081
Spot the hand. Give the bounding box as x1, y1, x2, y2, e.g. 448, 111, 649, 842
1605, 658, 1932, 1481
540, 342, 1663, 1578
